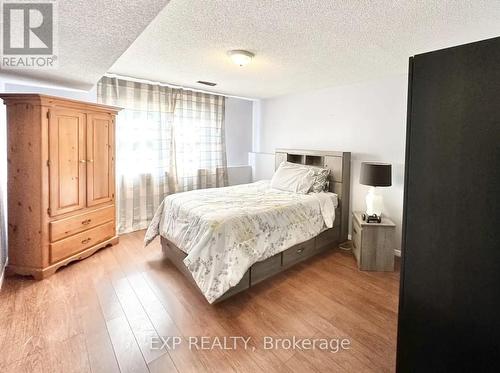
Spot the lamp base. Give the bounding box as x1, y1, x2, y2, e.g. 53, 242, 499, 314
365, 186, 384, 216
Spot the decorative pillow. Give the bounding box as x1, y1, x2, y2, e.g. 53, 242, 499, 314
270, 163, 315, 194
281, 161, 330, 193
310, 167, 330, 193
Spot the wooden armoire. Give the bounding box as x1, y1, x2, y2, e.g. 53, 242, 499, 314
1, 94, 121, 279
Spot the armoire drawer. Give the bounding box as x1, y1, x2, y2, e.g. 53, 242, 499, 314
50, 221, 115, 263
282, 238, 316, 268
50, 205, 115, 242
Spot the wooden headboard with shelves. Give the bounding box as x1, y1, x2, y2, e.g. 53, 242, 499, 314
275, 149, 351, 242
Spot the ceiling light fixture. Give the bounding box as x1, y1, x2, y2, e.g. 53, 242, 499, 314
227, 50, 254, 67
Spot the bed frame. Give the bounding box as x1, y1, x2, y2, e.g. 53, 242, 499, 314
160, 149, 351, 302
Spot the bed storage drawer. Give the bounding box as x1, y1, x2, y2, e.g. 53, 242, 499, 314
50, 221, 115, 263
316, 227, 340, 250
251, 253, 282, 285
50, 205, 115, 242
282, 238, 316, 268
161, 237, 196, 285
217, 271, 250, 302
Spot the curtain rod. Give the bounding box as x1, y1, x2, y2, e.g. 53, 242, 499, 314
104, 73, 256, 102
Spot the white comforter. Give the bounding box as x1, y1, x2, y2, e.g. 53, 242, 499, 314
145, 180, 338, 303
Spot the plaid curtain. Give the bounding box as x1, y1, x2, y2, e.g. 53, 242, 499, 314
97, 76, 228, 234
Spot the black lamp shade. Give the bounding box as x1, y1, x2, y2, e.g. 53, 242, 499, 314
360, 162, 392, 187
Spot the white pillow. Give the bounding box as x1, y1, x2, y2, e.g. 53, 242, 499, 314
282, 162, 330, 193
270, 163, 315, 194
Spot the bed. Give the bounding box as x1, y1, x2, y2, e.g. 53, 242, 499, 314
145, 149, 351, 303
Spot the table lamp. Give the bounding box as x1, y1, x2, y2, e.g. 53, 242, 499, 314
360, 162, 392, 222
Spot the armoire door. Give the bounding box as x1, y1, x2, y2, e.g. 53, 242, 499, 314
397, 37, 500, 371
48, 109, 86, 216
86, 113, 114, 206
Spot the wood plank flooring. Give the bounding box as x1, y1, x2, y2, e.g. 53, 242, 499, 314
0, 230, 400, 372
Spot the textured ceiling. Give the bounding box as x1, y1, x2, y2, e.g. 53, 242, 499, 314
4, 0, 500, 97
109, 0, 500, 98
1, 0, 170, 89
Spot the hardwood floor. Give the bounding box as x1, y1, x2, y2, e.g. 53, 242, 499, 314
0, 230, 399, 372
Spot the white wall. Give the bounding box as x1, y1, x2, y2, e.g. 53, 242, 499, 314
248, 152, 274, 181
1, 75, 97, 101
225, 97, 253, 166
253, 74, 408, 250
224, 97, 253, 185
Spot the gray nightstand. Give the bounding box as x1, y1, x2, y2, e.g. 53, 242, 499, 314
351, 211, 396, 271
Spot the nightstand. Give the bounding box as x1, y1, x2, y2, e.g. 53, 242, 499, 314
351, 211, 396, 271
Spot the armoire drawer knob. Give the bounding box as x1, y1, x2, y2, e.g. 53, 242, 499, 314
81, 238, 91, 244
81, 219, 91, 225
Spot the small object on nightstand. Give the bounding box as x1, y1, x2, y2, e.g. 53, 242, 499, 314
352, 211, 396, 271
362, 213, 382, 223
